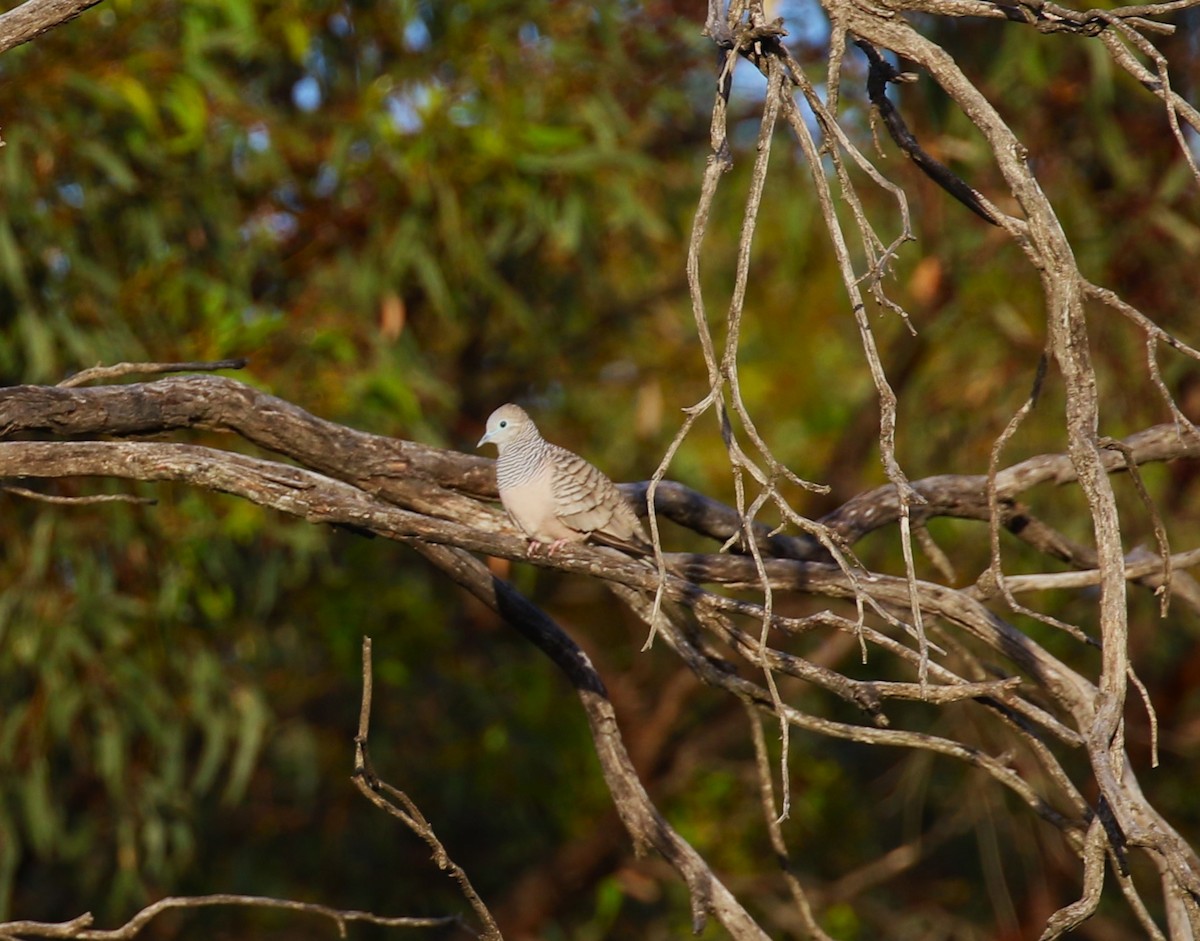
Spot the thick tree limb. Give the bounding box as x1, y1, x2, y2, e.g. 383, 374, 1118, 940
409, 543, 770, 939
4, 377, 1196, 556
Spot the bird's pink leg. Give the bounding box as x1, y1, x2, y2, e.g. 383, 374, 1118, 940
524, 538, 572, 556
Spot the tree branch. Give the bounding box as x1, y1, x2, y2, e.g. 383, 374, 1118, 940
0, 0, 105, 56
0, 895, 460, 940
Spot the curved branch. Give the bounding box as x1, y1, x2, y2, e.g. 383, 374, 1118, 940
0, 895, 459, 941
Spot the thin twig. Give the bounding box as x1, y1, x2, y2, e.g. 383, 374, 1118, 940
0, 485, 155, 506
0, 895, 459, 941
982, 548, 1200, 595
58, 358, 248, 388
351, 637, 501, 940
744, 703, 838, 941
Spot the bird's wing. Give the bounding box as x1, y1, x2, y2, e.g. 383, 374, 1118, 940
549, 445, 650, 550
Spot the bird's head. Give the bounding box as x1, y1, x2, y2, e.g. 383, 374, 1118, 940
477, 403, 535, 451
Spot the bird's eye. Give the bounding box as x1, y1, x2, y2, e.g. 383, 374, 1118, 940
499, 420, 508, 428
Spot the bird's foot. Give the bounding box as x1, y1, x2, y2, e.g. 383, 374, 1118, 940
530, 540, 571, 554
526, 538, 571, 556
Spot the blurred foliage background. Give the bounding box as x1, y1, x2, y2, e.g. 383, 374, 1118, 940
1, 0, 1199, 938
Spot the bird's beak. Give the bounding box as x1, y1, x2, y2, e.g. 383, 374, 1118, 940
477, 430, 493, 448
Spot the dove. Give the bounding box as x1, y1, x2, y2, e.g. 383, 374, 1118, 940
477, 403, 651, 555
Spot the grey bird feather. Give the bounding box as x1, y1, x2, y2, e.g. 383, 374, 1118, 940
477, 403, 650, 555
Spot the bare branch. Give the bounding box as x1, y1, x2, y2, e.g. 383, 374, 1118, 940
58, 358, 248, 388
413, 546, 772, 940
0, 895, 458, 941
982, 548, 1200, 595
1038, 819, 1108, 941
352, 637, 500, 940
0, 0, 105, 56
0, 485, 154, 506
